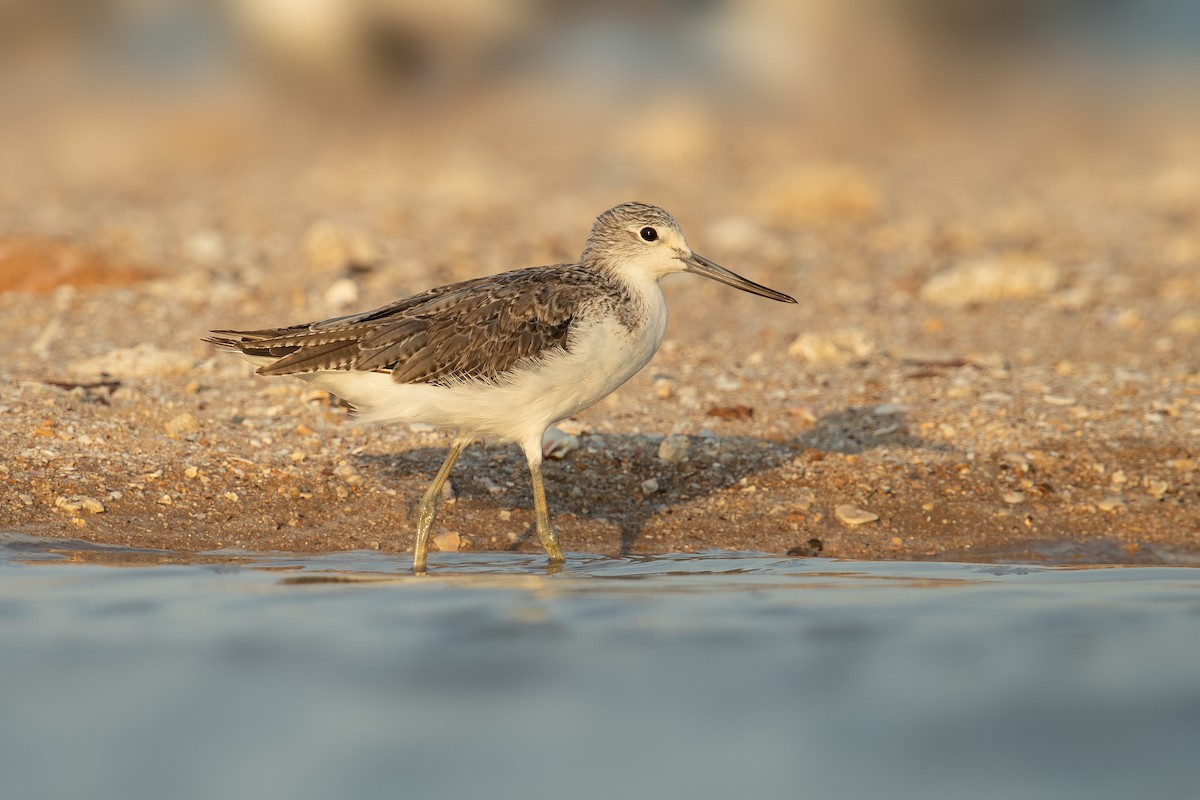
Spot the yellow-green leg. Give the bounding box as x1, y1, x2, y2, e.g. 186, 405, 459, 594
412, 439, 467, 574
527, 454, 565, 566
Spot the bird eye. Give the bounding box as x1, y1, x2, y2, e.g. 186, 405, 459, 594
640, 227, 658, 242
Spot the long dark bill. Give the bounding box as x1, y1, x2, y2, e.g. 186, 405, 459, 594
682, 253, 797, 304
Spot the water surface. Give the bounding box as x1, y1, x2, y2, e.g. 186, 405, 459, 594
3, 534, 1198, 800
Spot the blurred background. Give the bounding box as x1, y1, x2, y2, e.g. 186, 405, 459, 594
1, 0, 1196, 307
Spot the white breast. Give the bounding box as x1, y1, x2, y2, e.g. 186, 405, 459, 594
301, 282, 669, 446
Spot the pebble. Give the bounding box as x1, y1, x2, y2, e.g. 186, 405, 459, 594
1169, 458, 1197, 473
920, 255, 1059, 306
431, 531, 462, 552
871, 403, 907, 416
787, 328, 876, 363
1043, 395, 1077, 407
440, 479, 456, 501
157, 494, 173, 506
1002, 491, 1025, 504
653, 377, 675, 399
1097, 496, 1126, 513
835, 504, 878, 526
323, 277, 360, 310
222, 492, 239, 503
55, 495, 105, 514
1144, 479, 1170, 498
790, 487, 817, 511
657, 435, 691, 464
1002, 452, 1031, 473
641, 478, 660, 495
714, 373, 740, 392
498, 509, 512, 521
164, 412, 200, 436
333, 462, 359, 480
788, 404, 818, 424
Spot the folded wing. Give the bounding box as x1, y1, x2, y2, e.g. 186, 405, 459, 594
205, 266, 592, 386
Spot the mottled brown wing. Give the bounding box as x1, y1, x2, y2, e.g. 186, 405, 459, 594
359, 270, 583, 384
206, 266, 593, 385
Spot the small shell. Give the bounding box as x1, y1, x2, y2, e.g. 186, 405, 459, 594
542, 427, 580, 460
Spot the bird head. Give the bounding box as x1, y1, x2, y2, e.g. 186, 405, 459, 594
582, 202, 796, 303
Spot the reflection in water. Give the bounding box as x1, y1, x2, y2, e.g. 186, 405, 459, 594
2, 534, 1199, 800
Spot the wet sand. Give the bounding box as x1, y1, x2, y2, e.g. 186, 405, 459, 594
2, 99, 1198, 566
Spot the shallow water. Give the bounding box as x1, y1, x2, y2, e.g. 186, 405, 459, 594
3, 534, 1199, 800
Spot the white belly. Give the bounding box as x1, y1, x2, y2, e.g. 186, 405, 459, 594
300, 297, 668, 446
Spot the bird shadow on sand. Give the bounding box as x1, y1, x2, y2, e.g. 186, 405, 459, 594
356, 405, 948, 556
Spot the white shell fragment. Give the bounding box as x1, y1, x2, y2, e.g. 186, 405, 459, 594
657, 435, 691, 464
920, 256, 1059, 307
787, 328, 876, 363
835, 504, 879, 526
541, 426, 580, 460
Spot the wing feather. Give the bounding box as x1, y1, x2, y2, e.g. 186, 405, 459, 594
206, 265, 610, 385
256, 340, 361, 375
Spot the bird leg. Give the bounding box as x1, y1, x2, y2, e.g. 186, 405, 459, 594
526, 448, 565, 565
413, 438, 467, 573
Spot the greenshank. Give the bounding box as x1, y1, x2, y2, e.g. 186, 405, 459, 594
206, 202, 796, 572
